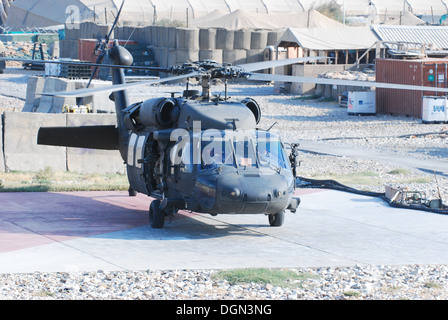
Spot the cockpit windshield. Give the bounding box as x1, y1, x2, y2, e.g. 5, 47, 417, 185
199, 130, 289, 171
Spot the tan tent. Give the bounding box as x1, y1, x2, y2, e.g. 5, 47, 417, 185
190, 9, 278, 29
5, 0, 306, 30
190, 9, 342, 29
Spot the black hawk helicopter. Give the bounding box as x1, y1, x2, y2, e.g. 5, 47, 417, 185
3, 2, 448, 229
35, 47, 314, 229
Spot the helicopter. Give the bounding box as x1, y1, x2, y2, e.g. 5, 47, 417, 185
35, 47, 313, 229
3, 3, 448, 229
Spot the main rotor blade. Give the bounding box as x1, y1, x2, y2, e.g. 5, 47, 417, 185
238, 57, 328, 72
248, 73, 448, 94
0, 57, 169, 72
106, 0, 125, 42
40, 71, 201, 98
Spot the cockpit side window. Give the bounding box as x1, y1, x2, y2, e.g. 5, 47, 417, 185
255, 131, 290, 170
233, 139, 257, 168
201, 139, 235, 171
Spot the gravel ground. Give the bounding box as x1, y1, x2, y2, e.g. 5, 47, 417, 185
0, 68, 447, 300
0, 265, 447, 300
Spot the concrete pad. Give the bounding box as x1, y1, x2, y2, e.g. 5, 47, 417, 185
3, 112, 67, 172
1, 189, 447, 274
65, 113, 125, 174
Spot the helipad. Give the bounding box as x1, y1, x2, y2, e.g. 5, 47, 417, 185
1, 189, 447, 274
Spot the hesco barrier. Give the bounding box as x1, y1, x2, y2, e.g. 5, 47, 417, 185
1, 112, 125, 174
62, 22, 284, 68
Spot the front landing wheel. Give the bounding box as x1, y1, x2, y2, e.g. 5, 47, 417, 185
149, 200, 165, 228
268, 211, 285, 227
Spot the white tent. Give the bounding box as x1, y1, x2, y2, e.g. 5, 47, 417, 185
190, 9, 278, 29
5, 0, 306, 30
385, 11, 427, 25
5, 0, 157, 29
6, 0, 448, 30
190, 9, 342, 29
278, 27, 379, 50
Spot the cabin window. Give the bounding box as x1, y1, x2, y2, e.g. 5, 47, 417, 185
201, 139, 235, 171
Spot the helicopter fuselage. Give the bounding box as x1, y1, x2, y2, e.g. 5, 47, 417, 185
123, 97, 299, 220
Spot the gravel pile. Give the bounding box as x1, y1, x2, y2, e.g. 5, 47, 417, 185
0, 70, 447, 300
1, 265, 447, 300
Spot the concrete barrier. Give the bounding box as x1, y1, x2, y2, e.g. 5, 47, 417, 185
2, 112, 125, 174
24, 77, 115, 114
37, 77, 78, 113
3, 112, 67, 172
22, 76, 45, 112
74, 80, 116, 113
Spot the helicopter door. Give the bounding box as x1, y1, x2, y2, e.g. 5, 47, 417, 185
127, 132, 151, 195
167, 138, 197, 196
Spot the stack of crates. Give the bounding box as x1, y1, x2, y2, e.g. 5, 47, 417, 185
59, 61, 92, 79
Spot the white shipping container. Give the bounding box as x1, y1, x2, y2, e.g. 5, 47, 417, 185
348, 91, 376, 115
422, 96, 447, 123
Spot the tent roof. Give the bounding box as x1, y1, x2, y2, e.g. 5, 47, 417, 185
278, 27, 379, 50
190, 9, 278, 29
385, 11, 427, 26
190, 9, 342, 29
372, 25, 448, 50
7, 0, 448, 31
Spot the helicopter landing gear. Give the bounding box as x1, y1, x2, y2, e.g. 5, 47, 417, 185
149, 199, 165, 228
128, 187, 137, 197
268, 211, 285, 227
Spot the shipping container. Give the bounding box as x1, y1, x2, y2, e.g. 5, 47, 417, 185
78, 39, 138, 79
376, 58, 448, 118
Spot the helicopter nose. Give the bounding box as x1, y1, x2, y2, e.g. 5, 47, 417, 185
216, 174, 290, 214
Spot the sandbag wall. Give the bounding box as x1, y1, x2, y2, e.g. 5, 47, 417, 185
61, 22, 283, 67
0, 112, 125, 174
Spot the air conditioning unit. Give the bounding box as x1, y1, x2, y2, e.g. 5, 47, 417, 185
348, 91, 376, 115
422, 96, 447, 123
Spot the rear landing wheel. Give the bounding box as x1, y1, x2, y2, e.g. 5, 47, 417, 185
149, 200, 165, 228
268, 211, 284, 227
